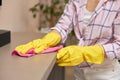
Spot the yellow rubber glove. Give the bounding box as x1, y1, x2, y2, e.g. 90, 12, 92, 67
57, 45, 104, 66
15, 32, 61, 54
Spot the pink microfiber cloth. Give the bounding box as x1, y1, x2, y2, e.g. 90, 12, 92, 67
12, 45, 63, 57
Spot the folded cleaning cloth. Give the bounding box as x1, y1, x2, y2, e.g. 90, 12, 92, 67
12, 45, 63, 57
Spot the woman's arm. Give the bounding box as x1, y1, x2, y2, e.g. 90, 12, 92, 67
103, 8, 120, 60
51, 0, 75, 43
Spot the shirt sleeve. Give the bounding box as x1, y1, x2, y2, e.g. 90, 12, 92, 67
103, 8, 120, 60
51, 0, 75, 43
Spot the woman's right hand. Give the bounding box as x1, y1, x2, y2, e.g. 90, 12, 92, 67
14, 31, 61, 54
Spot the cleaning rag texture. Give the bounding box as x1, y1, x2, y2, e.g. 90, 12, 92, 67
12, 45, 63, 57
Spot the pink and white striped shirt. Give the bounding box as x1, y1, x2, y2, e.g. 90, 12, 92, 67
52, 0, 120, 68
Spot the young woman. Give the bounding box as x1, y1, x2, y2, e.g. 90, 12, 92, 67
51, 0, 120, 80
15, 0, 120, 80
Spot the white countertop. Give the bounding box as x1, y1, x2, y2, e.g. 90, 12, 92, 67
0, 32, 57, 80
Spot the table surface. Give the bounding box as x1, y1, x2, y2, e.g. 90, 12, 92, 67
0, 32, 57, 80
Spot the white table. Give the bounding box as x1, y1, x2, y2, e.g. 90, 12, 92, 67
0, 32, 58, 80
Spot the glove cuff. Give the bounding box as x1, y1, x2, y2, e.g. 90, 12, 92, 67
43, 32, 61, 47
82, 46, 104, 64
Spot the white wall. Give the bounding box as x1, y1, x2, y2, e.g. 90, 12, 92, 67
0, 0, 40, 32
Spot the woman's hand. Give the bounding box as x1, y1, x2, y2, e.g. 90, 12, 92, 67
56, 45, 104, 66
14, 32, 61, 54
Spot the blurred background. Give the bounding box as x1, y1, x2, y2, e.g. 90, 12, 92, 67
0, 0, 68, 32
0, 0, 40, 32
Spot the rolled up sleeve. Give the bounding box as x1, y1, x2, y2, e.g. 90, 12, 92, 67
103, 8, 120, 60
51, 0, 75, 43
